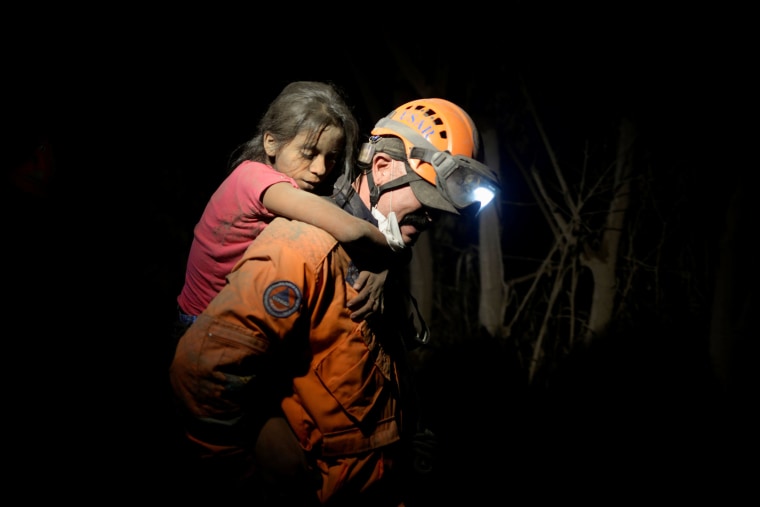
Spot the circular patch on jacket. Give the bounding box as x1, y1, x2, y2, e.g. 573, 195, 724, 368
263, 281, 301, 318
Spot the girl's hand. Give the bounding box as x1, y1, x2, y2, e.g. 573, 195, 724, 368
347, 269, 388, 321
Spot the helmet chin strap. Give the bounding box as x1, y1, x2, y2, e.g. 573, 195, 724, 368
367, 162, 422, 209
366, 163, 407, 251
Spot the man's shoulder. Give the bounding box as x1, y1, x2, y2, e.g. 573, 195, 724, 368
260, 217, 339, 252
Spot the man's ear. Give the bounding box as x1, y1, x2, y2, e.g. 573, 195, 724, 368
263, 132, 277, 157
372, 152, 395, 185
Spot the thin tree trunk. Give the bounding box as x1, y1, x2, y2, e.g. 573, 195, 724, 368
582, 118, 635, 344
709, 171, 754, 392
479, 127, 507, 336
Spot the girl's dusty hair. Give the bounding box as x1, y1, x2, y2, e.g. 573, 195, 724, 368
229, 81, 359, 196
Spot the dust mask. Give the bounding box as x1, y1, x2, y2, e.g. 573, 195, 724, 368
371, 207, 406, 251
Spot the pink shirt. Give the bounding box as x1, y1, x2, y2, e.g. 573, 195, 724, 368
177, 160, 299, 316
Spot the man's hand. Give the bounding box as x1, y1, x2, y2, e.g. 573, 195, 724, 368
250, 417, 321, 503
410, 429, 438, 475
347, 269, 388, 321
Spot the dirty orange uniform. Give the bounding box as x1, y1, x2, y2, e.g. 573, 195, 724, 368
170, 216, 415, 505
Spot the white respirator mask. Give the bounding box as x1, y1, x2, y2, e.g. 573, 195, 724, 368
371, 207, 406, 252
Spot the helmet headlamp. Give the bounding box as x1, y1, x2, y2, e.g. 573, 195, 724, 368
417, 148, 498, 213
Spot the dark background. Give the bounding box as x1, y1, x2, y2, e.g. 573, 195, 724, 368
5, 4, 755, 503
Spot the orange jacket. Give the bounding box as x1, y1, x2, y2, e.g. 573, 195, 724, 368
170, 217, 415, 503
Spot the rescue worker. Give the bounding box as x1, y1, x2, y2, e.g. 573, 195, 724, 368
169, 98, 501, 506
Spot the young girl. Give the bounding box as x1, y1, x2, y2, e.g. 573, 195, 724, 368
176, 81, 397, 332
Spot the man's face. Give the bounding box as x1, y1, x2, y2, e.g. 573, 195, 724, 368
375, 159, 437, 247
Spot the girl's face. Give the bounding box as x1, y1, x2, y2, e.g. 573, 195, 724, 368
264, 126, 344, 192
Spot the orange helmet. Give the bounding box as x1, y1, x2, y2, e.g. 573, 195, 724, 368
360, 98, 500, 214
